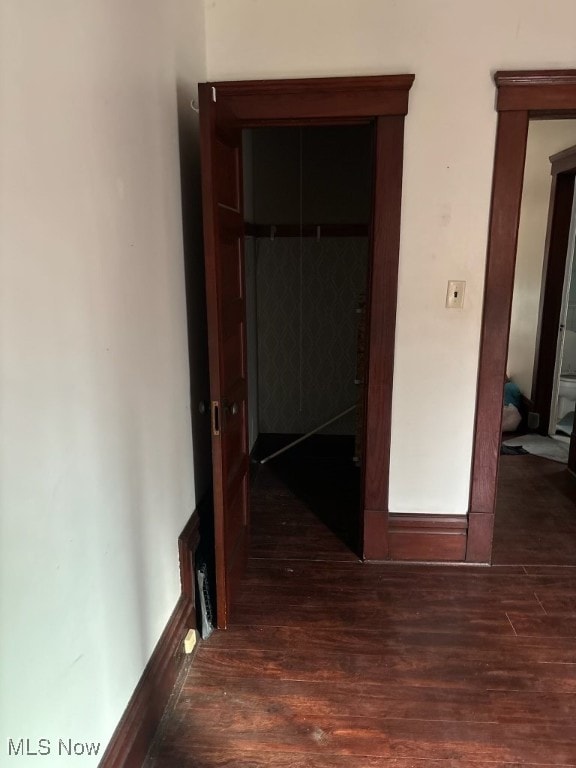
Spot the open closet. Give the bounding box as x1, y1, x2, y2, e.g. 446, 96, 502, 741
199, 75, 413, 626
243, 125, 373, 555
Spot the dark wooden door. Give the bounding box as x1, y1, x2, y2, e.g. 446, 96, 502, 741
199, 84, 249, 629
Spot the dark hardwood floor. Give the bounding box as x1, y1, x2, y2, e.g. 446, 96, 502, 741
494, 454, 576, 565
146, 451, 576, 767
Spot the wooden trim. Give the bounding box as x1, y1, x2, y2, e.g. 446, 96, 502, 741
361, 115, 406, 559
496, 70, 576, 114
360, 510, 388, 560
99, 596, 191, 768
495, 71, 576, 88
550, 143, 576, 175
200, 75, 414, 573
100, 513, 199, 768
468, 110, 529, 526
214, 74, 416, 95
365, 514, 468, 563
466, 513, 494, 563
211, 75, 415, 124
244, 222, 369, 238
469, 69, 576, 563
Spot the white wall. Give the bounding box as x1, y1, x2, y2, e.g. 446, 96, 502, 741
204, 0, 576, 514
0, 0, 206, 764
508, 120, 576, 396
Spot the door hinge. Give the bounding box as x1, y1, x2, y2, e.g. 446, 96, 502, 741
211, 400, 220, 436
212, 86, 217, 103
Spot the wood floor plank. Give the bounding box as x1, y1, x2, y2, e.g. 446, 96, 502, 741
202, 624, 576, 659
534, 592, 576, 615
507, 612, 576, 638
155, 715, 576, 764
241, 559, 531, 590
189, 644, 576, 693
232, 584, 545, 613
180, 677, 576, 725
229, 600, 515, 635
249, 534, 359, 562
494, 456, 576, 566
146, 747, 566, 768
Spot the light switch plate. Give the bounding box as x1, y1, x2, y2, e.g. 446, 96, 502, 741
446, 280, 466, 309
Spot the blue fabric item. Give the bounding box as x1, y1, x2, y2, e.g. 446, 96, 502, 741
504, 380, 522, 409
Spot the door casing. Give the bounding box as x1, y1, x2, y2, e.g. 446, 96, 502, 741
469, 70, 576, 563
199, 75, 415, 620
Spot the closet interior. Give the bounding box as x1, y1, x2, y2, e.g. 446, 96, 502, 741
243, 124, 374, 553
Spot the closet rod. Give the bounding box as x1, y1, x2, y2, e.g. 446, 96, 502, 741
259, 405, 357, 465
244, 223, 369, 239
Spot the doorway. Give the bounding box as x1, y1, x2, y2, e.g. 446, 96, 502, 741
243, 124, 373, 560
495, 121, 576, 564
531, 143, 576, 446
198, 75, 414, 627
469, 69, 576, 563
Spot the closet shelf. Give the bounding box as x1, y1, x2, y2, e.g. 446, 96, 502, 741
244, 222, 370, 239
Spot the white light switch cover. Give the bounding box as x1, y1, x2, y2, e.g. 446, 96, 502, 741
446, 280, 466, 309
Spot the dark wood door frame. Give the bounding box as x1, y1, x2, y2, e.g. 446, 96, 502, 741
200, 75, 415, 570
469, 70, 576, 563
532, 145, 576, 437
